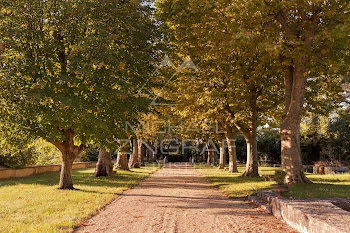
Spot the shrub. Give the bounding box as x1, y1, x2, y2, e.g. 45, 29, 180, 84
0, 148, 38, 168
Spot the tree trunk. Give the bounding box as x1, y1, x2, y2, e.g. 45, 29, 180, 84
129, 138, 140, 168
240, 96, 259, 177
199, 144, 206, 162
226, 138, 238, 173
59, 153, 75, 189
206, 153, 209, 164
138, 138, 145, 166
146, 147, 155, 163
242, 135, 259, 177
116, 152, 129, 170
206, 143, 210, 164
144, 142, 153, 162
225, 124, 238, 173
210, 151, 216, 164
145, 142, 156, 163
94, 148, 114, 177
281, 59, 312, 184
50, 129, 86, 190
218, 141, 225, 169
206, 143, 215, 164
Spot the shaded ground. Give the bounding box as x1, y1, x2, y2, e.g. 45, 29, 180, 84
76, 163, 293, 233
332, 199, 350, 212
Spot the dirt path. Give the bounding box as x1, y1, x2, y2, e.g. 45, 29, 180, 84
76, 163, 294, 233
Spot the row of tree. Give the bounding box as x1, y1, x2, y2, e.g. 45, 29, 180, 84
155, 0, 350, 183
0, 0, 349, 189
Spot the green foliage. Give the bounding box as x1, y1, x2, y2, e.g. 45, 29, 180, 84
0, 0, 160, 151
0, 138, 61, 168
156, 0, 284, 137
155, 0, 349, 162
300, 112, 350, 165
80, 147, 99, 162
32, 139, 61, 165
235, 136, 247, 163
327, 117, 350, 164
257, 128, 281, 164
0, 148, 38, 168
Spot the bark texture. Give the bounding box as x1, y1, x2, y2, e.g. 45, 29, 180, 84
116, 152, 129, 171
225, 88, 260, 177
138, 138, 145, 166
225, 123, 238, 173
242, 135, 259, 177
218, 141, 225, 169
94, 148, 114, 177
280, 57, 312, 184
50, 129, 86, 190
273, 10, 316, 184
60, 154, 74, 189
235, 95, 260, 177
129, 139, 140, 168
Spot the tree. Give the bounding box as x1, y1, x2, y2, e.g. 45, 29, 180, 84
217, 134, 226, 169
0, 0, 158, 188
94, 148, 114, 177
157, 0, 349, 182
257, 0, 350, 183
138, 138, 146, 166
225, 123, 239, 173
128, 137, 140, 168
116, 152, 129, 171
0, 119, 36, 168
156, 0, 283, 177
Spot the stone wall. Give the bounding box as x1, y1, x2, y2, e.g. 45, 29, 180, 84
256, 191, 350, 233
0, 162, 97, 180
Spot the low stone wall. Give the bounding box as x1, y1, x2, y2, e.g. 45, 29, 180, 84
256, 191, 350, 233
0, 162, 97, 180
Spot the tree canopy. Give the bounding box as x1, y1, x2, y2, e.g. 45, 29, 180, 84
0, 0, 160, 188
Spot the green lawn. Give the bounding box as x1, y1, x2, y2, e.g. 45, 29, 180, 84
195, 164, 350, 199
0, 165, 160, 233
287, 173, 350, 198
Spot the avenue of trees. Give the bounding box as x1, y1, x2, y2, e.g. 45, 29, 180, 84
156, 0, 350, 183
0, 0, 349, 188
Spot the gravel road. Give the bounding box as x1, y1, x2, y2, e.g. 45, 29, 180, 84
76, 163, 294, 233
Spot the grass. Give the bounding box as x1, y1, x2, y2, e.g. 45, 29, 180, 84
195, 164, 276, 197
0, 164, 160, 233
195, 164, 350, 199
287, 173, 350, 199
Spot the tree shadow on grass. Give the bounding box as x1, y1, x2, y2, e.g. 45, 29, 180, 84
287, 183, 350, 199
210, 175, 350, 198
309, 178, 350, 183
0, 168, 151, 190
